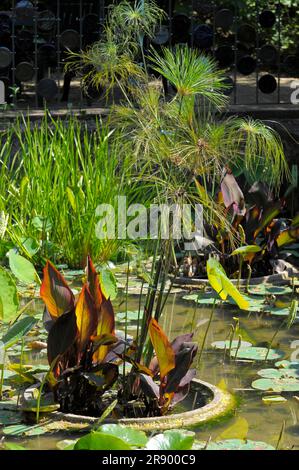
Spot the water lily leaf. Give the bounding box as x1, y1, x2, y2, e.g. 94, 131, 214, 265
3, 442, 28, 450
56, 439, 77, 450
0, 410, 22, 425
211, 340, 252, 350
252, 377, 299, 392
0, 267, 19, 322
116, 310, 143, 321
74, 431, 132, 450
217, 417, 248, 440
262, 395, 287, 404
146, 430, 195, 450
230, 347, 284, 361
99, 269, 118, 300
248, 285, 292, 296
8, 250, 38, 285
2, 423, 47, 436
275, 360, 299, 369
98, 424, 147, 447
1, 316, 37, 349
263, 307, 296, 317
182, 293, 220, 305
257, 367, 299, 379
22, 401, 60, 413
194, 439, 275, 450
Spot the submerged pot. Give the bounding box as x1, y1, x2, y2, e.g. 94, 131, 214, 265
173, 269, 299, 288
52, 379, 235, 432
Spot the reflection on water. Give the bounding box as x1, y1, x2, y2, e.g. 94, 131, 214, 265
3, 292, 299, 450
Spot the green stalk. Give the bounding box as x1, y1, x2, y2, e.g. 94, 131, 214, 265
197, 297, 217, 366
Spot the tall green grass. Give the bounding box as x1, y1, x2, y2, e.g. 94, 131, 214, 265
0, 114, 138, 268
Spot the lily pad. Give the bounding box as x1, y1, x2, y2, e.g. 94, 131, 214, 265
230, 347, 284, 361
193, 439, 275, 450
74, 431, 132, 450
116, 310, 144, 322
211, 340, 252, 350
182, 293, 220, 305
2, 423, 47, 436
0, 410, 22, 425
146, 430, 195, 450
252, 377, 299, 392
257, 367, 299, 379
98, 424, 147, 447
247, 285, 292, 296
275, 360, 299, 368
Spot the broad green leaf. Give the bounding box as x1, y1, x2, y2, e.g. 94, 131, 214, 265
0, 267, 19, 322
8, 249, 38, 285
146, 430, 195, 450
231, 245, 262, 256
21, 237, 40, 257
1, 316, 37, 349
217, 271, 249, 310
32, 216, 52, 232
98, 424, 147, 447
148, 318, 175, 380
74, 431, 132, 450
207, 258, 227, 301
99, 269, 118, 300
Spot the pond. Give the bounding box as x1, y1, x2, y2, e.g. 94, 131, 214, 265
1, 288, 298, 450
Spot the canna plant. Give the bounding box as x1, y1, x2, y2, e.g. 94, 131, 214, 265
39, 257, 198, 417
137, 319, 197, 415
40, 256, 119, 415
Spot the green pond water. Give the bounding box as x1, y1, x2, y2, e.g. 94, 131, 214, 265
1, 291, 299, 450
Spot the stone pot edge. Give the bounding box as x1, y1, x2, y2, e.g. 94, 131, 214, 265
52, 379, 236, 432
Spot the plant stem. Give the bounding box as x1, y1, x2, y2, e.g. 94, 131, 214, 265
197, 298, 217, 366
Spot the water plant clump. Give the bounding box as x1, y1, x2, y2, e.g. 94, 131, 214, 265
39, 256, 198, 418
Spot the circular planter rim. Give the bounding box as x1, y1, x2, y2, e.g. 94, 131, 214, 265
52, 379, 235, 431
173, 270, 299, 288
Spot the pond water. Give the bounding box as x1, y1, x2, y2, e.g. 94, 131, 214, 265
1, 291, 299, 450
